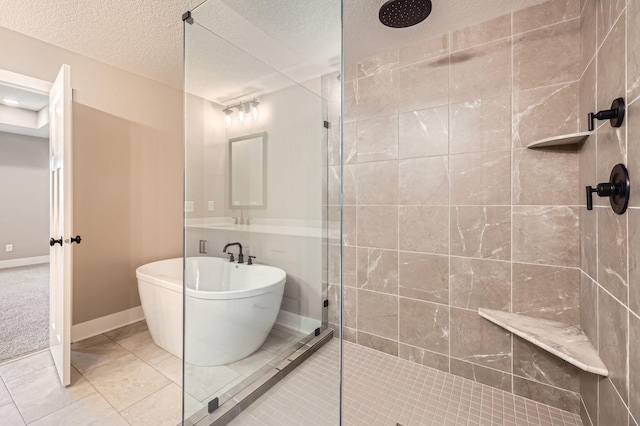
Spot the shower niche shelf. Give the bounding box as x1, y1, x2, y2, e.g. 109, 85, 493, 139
478, 308, 608, 376
526, 131, 591, 149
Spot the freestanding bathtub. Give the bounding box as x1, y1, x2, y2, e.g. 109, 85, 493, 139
136, 257, 286, 366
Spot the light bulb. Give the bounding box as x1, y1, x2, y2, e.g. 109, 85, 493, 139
237, 105, 245, 124
251, 101, 259, 121
223, 108, 232, 128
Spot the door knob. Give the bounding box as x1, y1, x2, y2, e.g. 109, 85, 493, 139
65, 235, 82, 244
49, 237, 63, 247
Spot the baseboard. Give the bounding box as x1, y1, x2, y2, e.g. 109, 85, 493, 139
275, 310, 321, 335
0, 255, 49, 270
71, 306, 145, 343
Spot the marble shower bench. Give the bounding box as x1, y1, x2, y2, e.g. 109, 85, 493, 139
478, 308, 608, 377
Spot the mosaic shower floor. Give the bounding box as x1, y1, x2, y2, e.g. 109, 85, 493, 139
229, 339, 583, 426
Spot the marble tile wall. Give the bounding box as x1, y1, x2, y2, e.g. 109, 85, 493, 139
327, 0, 587, 414
578, 1, 640, 425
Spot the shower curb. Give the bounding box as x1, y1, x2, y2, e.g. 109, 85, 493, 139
182, 328, 335, 426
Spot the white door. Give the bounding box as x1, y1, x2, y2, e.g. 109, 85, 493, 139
49, 64, 72, 386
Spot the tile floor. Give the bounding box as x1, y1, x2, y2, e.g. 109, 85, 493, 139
229, 339, 584, 426
0, 320, 301, 425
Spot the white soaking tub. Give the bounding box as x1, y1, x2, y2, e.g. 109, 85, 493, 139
136, 257, 286, 366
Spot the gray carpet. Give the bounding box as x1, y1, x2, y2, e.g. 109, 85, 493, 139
0, 263, 49, 363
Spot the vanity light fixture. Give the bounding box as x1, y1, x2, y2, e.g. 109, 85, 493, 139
0, 98, 20, 106
222, 97, 260, 128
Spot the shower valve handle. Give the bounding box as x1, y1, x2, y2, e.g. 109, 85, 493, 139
586, 184, 618, 210
588, 97, 625, 131
586, 164, 630, 214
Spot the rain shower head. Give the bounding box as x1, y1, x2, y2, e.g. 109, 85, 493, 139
379, 0, 432, 28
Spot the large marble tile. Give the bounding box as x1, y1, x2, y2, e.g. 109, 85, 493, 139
398, 206, 448, 254
513, 376, 580, 414
104, 320, 148, 342
0, 403, 25, 425
153, 355, 181, 385
355, 50, 398, 79
357, 290, 398, 340
513, 338, 580, 392
451, 14, 511, 52
450, 307, 512, 372
343, 80, 357, 124
357, 206, 397, 249
513, 0, 580, 34
340, 286, 357, 329
82, 353, 170, 411
579, 272, 598, 346
121, 383, 203, 426
513, 82, 579, 148
70, 334, 131, 374
30, 393, 128, 426
398, 106, 448, 159
449, 38, 511, 104
357, 248, 398, 295
512, 263, 580, 324
580, 370, 598, 426
513, 19, 580, 90
579, 59, 596, 136
630, 210, 640, 316
627, 101, 640, 209
398, 56, 449, 112
398, 252, 448, 304
399, 298, 449, 355
512, 206, 579, 267
357, 69, 398, 121
628, 0, 640, 101
356, 160, 398, 205
398, 156, 448, 205
0, 350, 53, 382
450, 206, 511, 260
399, 34, 448, 66
580, 207, 597, 280
449, 257, 510, 311
630, 312, 640, 422
117, 331, 172, 366
597, 207, 628, 303
5, 365, 95, 423
449, 151, 511, 205
598, 288, 628, 403
356, 115, 398, 163
357, 331, 397, 357
513, 147, 579, 205
450, 358, 512, 392
0, 377, 11, 407
596, 0, 625, 49
449, 94, 511, 154
399, 344, 449, 373
596, 8, 625, 118
329, 244, 356, 287
599, 377, 629, 426
580, 0, 597, 73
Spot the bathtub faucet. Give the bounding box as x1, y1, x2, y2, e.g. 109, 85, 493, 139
223, 242, 244, 263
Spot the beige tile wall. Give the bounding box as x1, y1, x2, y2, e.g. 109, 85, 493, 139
579, 1, 640, 425
329, 0, 588, 414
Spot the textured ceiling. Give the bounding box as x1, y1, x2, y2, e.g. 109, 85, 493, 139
0, 0, 547, 98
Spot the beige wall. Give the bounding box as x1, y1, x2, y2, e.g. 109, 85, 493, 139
333, 0, 584, 413
578, 1, 640, 425
0, 27, 183, 324
0, 131, 49, 261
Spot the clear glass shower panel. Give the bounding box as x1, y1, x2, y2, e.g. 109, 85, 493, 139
183, 1, 342, 424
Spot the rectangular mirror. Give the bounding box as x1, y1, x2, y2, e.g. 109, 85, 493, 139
229, 132, 266, 207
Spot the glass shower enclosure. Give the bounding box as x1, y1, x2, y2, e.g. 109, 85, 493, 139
182, 1, 342, 424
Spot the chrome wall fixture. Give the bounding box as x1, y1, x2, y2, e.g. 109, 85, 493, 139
223, 98, 260, 128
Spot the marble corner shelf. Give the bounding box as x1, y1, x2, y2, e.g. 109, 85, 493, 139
478, 308, 608, 377
526, 131, 591, 149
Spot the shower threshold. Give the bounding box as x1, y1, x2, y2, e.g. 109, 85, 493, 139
184, 328, 334, 426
